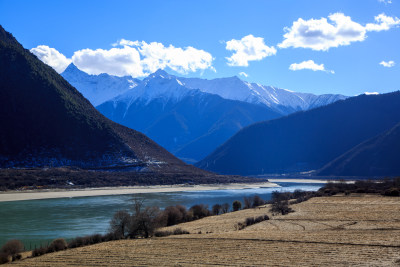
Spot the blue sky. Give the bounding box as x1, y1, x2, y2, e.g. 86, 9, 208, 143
0, 0, 399, 95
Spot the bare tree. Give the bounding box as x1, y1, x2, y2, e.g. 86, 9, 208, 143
212, 204, 222, 215
109, 210, 130, 238
232, 200, 242, 211
221, 203, 230, 213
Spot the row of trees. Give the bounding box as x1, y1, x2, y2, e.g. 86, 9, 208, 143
109, 195, 270, 239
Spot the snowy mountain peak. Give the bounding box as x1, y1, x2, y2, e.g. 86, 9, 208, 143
63, 63, 82, 74
61, 65, 139, 106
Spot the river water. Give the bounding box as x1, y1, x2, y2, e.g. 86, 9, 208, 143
0, 182, 324, 248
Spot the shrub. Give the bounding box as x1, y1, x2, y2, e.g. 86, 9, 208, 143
0, 239, 23, 260
47, 238, 67, 253
0, 252, 9, 264
384, 188, 400, 196
68, 237, 84, 248
154, 230, 172, 237
189, 204, 210, 220
154, 228, 189, 237
232, 200, 242, 211
173, 228, 190, 235
270, 199, 294, 215
32, 247, 47, 257
162, 205, 186, 226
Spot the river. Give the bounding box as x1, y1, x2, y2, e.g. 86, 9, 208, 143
0, 181, 324, 249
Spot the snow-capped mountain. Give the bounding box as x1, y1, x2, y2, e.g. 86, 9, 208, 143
97, 70, 281, 163
62, 67, 348, 163
178, 76, 348, 114
61, 63, 140, 106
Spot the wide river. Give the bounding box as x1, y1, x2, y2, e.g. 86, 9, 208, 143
0, 181, 324, 249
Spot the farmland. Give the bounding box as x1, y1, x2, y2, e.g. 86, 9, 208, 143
7, 194, 400, 266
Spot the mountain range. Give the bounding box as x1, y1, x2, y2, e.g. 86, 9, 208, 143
0, 25, 205, 176
62, 65, 347, 163
197, 92, 400, 176
317, 121, 400, 177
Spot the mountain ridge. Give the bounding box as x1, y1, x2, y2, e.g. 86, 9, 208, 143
196, 91, 400, 175
0, 25, 206, 176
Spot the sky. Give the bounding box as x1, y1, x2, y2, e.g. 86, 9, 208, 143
0, 0, 399, 95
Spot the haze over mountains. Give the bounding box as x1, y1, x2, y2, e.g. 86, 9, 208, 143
0, 25, 206, 176
197, 92, 400, 176
62, 65, 347, 163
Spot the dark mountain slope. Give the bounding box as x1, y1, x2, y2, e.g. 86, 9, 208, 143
196, 92, 400, 175
317, 122, 400, 177
97, 75, 281, 163
0, 25, 203, 174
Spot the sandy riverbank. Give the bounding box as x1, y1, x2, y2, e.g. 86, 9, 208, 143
268, 178, 355, 184
0, 182, 279, 202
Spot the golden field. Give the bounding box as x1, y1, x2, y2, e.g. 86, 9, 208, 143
7, 194, 400, 266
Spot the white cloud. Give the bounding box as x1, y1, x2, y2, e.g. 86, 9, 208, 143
289, 60, 334, 74
133, 41, 215, 74
239, 72, 248, 77
31, 40, 215, 77
366, 14, 400, 31
279, 13, 400, 51
379, 60, 395, 67
72, 46, 145, 77
225, 34, 276, 66
378, 0, 392, 4
30, 45, 71, 73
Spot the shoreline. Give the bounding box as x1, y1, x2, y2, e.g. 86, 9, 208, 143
0, 182, 280, 202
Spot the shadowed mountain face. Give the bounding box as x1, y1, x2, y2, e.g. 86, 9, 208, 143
97, 71, 282, 163
0, 25, 204, 174
196, 92, 400, 176
317, 122, 400, 177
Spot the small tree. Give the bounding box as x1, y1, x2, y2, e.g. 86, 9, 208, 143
221, 203, 230, 213
270, 199, 293, 215
252, 195, 265, 208
232, 200, 242, 211
212, 204, 222, 215
47, 238, 67, 253
189, 204, 210, 220
128, 204, 161, 238
109, 210, 130, 238
243, 197, 252, 209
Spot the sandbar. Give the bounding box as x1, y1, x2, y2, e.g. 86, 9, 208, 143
0, 182, 279, 202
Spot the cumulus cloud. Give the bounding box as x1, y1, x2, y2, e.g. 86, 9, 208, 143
31, 40, 214, 77
30, 45, 71, 73
133, 41, 215, 74
379, 60, 395, 67
225, 34, 276, 66
239, 72, 248, 77
279, 13, 400, 51
72, 46, 144, 77
289, 60, 334, 74
366, 14, 400, 31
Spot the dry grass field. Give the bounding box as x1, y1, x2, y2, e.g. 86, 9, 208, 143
7, 194, 400, 266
